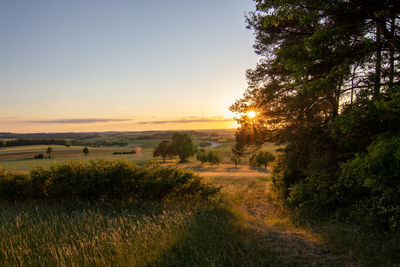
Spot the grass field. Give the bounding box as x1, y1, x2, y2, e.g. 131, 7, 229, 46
0, 163, 398, 266
0, 139, 164, 171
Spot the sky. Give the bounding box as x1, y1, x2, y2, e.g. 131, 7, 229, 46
0, 0, 259, 133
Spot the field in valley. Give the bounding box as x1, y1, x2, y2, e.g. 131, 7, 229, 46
0, 139, 163, 171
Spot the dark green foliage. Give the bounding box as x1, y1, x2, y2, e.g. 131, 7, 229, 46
113, 150, 136, 155
0, 139, 70, 147
171, 132, 196, 163
196, 150, 221, 167
46, 147, 53, 158
196, 149, 208, 164
0, 160, 219, 202
72, 140, 128, 147
232, 0, 400, 230
0, 168, 29, 200
153, 140, 173, 162
34, 154, 44, 159
338, 135, 400, 231
250, 151, 275, 169
206, 151, 221, 167
230, 155, 241, 167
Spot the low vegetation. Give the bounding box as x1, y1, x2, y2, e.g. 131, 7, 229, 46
0, 160, 218, 203
112, 150, 136, 155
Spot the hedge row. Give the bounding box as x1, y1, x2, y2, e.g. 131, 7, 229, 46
0, 160, 219, 202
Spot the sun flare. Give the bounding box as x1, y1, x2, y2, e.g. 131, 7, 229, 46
247, 111, 257, 118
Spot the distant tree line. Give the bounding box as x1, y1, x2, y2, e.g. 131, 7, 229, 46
0, 139, 70, 147
71, 140, 128, 147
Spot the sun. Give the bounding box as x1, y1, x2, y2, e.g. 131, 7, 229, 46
247, 111, 257, 118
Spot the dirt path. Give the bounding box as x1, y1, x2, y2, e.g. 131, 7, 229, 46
191, 164, 350, 266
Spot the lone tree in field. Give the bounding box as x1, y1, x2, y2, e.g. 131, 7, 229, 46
196, 149, 208, 164
46, 147, 53, 158
251, 151, 274, 170
170, 132, 196, 163
206, 151, 221, 167
153, 140, 173, 163
83, 147, 89, 156
231, 155, 241, 168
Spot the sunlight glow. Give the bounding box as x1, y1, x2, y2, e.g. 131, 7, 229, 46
247, 111, 257, 118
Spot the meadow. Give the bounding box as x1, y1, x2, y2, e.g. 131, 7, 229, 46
0, 138, 398, 266
0, 139, 162, 171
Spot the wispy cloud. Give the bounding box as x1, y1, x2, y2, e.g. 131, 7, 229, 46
26, 118, 132, 124
138, 117, 233, 125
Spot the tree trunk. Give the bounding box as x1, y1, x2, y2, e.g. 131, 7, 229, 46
375, 24, 382, 98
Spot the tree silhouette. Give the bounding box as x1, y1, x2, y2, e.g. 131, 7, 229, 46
83, 147, 89, 156
46, 147, 53, 158
170, 132, 195, 163
153, 141, 172, 162
231, 155, 241, 168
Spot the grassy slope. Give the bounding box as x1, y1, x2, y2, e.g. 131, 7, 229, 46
1, 164, 398, 266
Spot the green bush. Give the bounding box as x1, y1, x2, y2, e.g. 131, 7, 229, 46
34, 153, 44, 159
0, 168, 30, 200
0, 160, 219, 203
338, 135, 400, 231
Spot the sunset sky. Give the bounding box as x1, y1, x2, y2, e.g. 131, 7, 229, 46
0, 0, 258, 133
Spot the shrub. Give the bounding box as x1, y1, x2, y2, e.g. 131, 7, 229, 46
34, 154, 44, 159
0, 160, 219, 203
0, 168, 30, 200
338, 135, 400, 231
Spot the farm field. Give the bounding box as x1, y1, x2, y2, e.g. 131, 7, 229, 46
0, 139, 165, 171
0, 137, 249, 171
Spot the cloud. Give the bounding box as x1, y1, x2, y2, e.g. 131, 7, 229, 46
138, 117, 233, 125
27, 118, 132, 124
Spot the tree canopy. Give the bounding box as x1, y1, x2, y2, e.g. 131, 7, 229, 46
83, 147, 89, 156
153, 140, 173, 162
170, 133, 196, 163
231, 0, 400, 231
